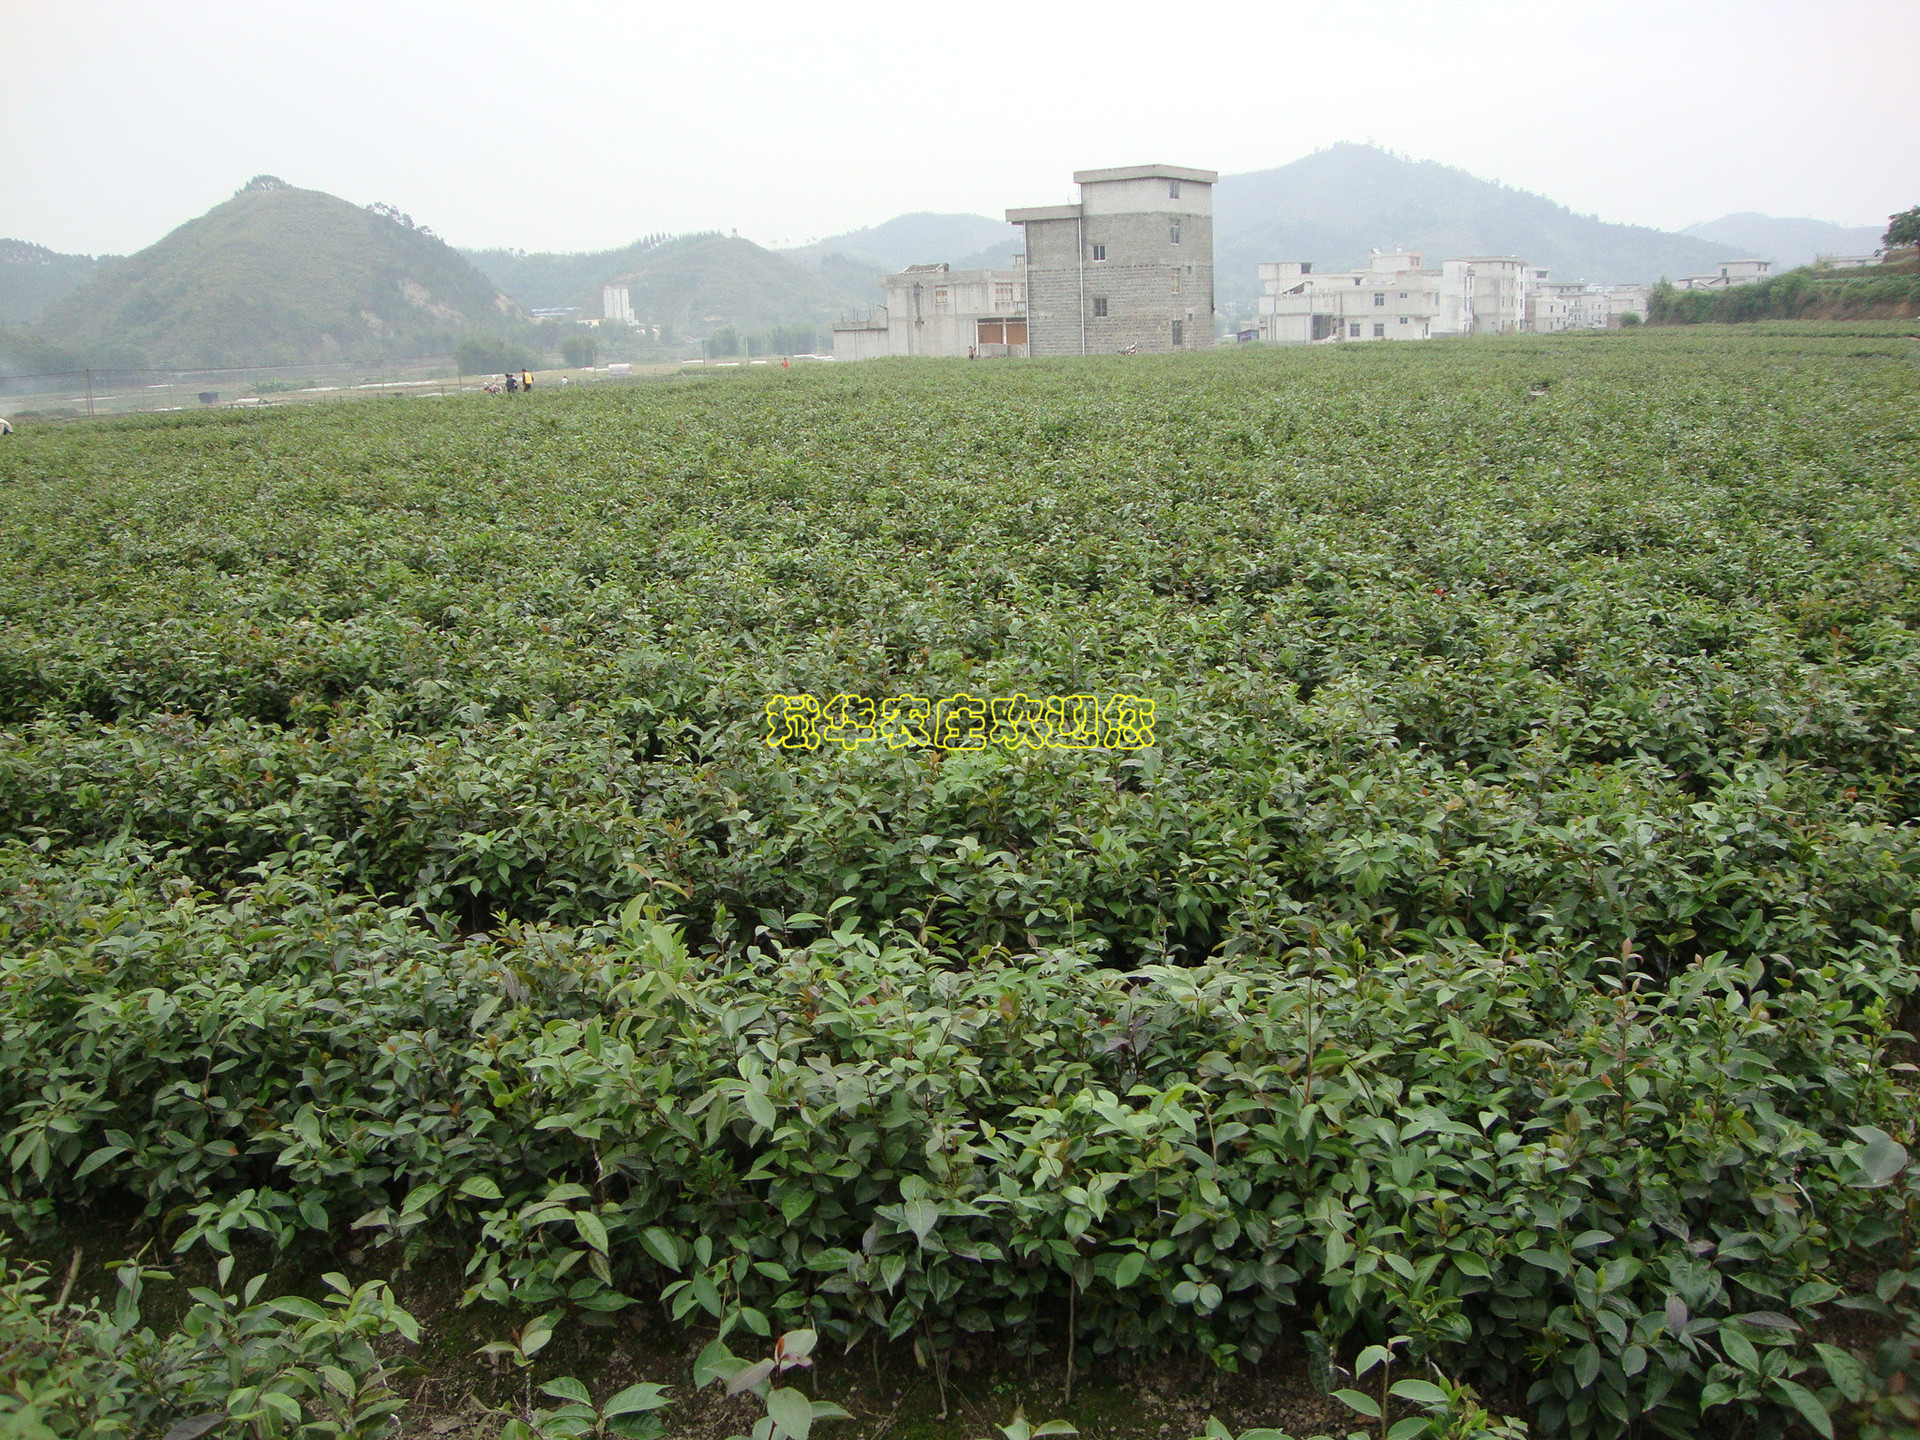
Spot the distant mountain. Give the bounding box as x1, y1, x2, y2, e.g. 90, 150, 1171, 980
1681, 212, 1885, 269
462, 234, 681, 313
600, 235, 879, 335
1, 240, 107, 329
1213, 144, 1745, 310
31, 177, 527, 368
782, 213, 1023, 277
469, 231, 882, 332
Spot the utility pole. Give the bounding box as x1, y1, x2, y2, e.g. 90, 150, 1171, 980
85, 369, 94, 419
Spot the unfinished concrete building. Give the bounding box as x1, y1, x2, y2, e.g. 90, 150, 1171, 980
1006, 165, 1217, 356
832, 264, 1028, 361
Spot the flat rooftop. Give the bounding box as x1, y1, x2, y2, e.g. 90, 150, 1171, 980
1005, 204, 1082, 224
1073, 164, 1219, 185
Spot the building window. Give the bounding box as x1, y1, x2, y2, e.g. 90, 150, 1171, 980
1172, 273, 1181, 295
1092, 243, 1106, 261
1092, 297, 1109, 317
1373, 293, 1385, 306
1398, 292, 1408, 299
1373, 323, 1385, 338
934, 287, 949, 307
1398, 316, 1409, 325
1349, 321, 1361, 337
1172, 320, 1183, 346
1168, 179, 1181, 199
1169, 219, 1181, 244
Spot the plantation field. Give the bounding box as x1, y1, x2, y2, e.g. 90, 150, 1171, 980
2, 328, 1919, 1440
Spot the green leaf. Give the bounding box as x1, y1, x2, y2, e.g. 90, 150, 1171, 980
1387, 1420, 1433, 1440
459, 1175, 505, 1201
541, 1378, 592, 1404
1573, 1343, 1600, 1389
1733, 1310, 1799, 1332
521, 1310, 559, 1357
1770, 1378, 1833, 1439
1813, 1343, 1871, 1403
1332, 1389, 1382, 1419
575, 1210, 609, 1253
1849, 1129, 1909, 1188
1354, 1344, 1394, 1377
902, 1198, 940, 1245
775, 1329, 818, 1365
1720, 1327, 1759, 1373
743, 1089, 778, 1133
1388, 1379, 1448, 1406
603, 1382, 673, 1415
766, 1385, 814, 1440
1518, 1248, 1569, 1276
642, 1227, 682, 1269
1113, 1251, 1146, 1288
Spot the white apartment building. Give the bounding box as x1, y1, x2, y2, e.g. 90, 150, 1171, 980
1258, 250, 1659, 343
602, 284, 634, 324
1257, 251, 1528, 343
833, 263, 1029, 360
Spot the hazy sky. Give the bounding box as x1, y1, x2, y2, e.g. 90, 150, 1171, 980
6, 0, 1915, 257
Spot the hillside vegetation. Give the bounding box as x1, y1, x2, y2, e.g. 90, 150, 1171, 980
0, 239, 104, 330
1651, 257, 1920, 323
31, 177, 528, 369
1, 332, 1918, 1440
781, 211, 1025, 277
470, 232, 884, 334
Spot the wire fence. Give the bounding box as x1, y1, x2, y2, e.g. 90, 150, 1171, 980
0, 354, 669, 423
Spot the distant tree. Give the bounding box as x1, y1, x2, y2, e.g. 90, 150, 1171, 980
236, 175, 291, 195
559, 333, 597, 368
708, 327, 741, 358
455, 335, 514, 375
1885, 206, 1920, 251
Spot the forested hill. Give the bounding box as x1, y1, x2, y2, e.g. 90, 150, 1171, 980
0, 240, 105, 330
469, 233, 884, 331
31, 177, 527, 369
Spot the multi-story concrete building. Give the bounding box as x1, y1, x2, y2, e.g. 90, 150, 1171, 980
831, 263, 1028, 361
1006, 164, 1217, 356
602, 284, 633, 324
1605, 285, 1651, 323
1257, 253, 1447, 343
1447, 257, 1528, 333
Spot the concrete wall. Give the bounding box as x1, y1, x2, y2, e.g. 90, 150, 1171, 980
832, 267, 1028, 360
1015, 171, 1216, 357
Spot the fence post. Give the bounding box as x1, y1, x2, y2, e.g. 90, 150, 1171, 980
85, 369, 94, 419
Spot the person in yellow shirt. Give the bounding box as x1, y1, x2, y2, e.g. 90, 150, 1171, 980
521, 369, 534, 393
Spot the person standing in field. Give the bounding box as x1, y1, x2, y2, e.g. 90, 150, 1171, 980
521, 368, 534, 393
505, 372, 518, 394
